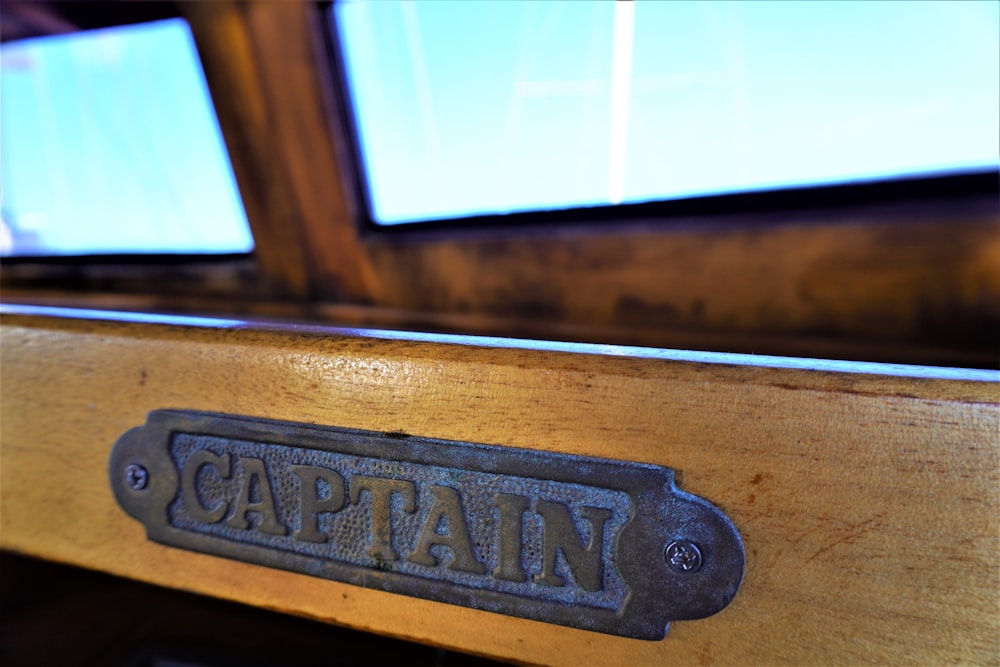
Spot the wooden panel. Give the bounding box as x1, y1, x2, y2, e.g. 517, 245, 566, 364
2, 307, 997, 665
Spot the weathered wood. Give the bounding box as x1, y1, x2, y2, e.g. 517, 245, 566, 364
361, 212, 1000, 350
2, 306, 997, 665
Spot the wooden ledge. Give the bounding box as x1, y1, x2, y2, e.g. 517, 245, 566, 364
2, 306, 997, 665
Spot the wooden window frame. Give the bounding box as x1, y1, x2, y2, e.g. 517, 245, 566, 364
2, 0, 998, 367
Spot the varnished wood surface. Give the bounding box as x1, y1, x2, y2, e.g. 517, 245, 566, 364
181, 0, 313, 299
182, 0, 377, 302
2, 306, 997, 666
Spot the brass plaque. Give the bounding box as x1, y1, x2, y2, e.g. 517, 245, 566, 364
110, 410, 744, 639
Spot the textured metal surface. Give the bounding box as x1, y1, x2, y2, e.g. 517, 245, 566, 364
110, 410, 744, 640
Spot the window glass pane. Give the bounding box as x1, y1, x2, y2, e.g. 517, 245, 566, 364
333, 0, 1000, 225
1, 18, 253, 256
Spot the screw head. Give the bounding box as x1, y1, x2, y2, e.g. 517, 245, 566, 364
125, 463, 149, 490
665, 539, 703, 572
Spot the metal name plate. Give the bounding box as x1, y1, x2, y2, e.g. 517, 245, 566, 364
110, 410, 744, 639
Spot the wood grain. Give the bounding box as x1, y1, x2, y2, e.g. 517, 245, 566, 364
2, 307, 997, 665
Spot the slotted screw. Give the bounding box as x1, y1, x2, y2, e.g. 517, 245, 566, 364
665, 539, 702, 572
125, 463, 149, 490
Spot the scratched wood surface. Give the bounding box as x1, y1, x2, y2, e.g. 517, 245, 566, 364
1, 308, 998, 666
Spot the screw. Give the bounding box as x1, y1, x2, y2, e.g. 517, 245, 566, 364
665, 539, 702, 572
125, 463, 149, 490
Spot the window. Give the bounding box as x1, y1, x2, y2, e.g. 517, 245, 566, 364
332, 0, 999, 226
2, 1, 996, 369
1, 18, 252, 257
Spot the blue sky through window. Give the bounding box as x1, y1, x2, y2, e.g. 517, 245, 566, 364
1, 19, 252, 256
334, 0, 1000, 225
